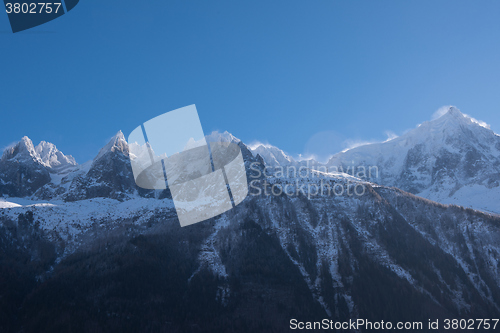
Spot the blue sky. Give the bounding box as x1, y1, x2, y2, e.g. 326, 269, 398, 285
1, 0, 500, 163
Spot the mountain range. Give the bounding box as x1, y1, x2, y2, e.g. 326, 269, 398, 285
252, 107, 500, 214
0, 107, 499, 332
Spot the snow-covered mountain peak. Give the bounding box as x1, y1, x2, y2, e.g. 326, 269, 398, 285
250, 143, 297, 167
35, 141, 77, 170
95, 131, 129, 161
20, 135, 35, 148
18, 136, 37, 156
423, 106, 466, 129
1, 136, 40, 163
384, 107, 499, 152
1, 136, 77, 173
205, 131, 241, 143
425, 106, 492, 133
443, 105, 461, 117
327, 107, 500, 213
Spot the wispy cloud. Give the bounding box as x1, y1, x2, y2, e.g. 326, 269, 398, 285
341, 139, 378, 152
340, 130, 399, 153
432, 105, 452, 120
247, 140, 274, 150
384, 130, 398, 141
296, 153, 320, 162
